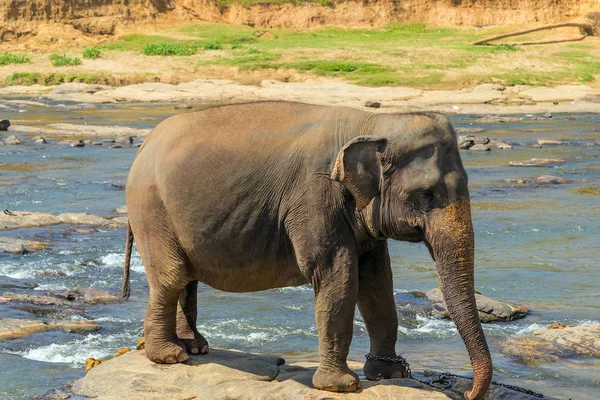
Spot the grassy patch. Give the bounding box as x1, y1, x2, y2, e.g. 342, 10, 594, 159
204, 41, 223, 50
0, 52, 31, 65
5, 72, 111, 86
49, 53, 82, 67
83, 48, 102, 59
142, 43, 198, 56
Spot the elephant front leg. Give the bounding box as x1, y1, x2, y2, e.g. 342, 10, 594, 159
357, 242, 409, 380
177, 281, 209, 355
310, 249, 361, 392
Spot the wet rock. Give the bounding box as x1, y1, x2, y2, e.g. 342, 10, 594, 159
57, 212, 127, 228
421, 288, 528, 323
488, 139, 512, 149
115, 136, 133, 145
1, 211, 126, 230
115, 205, 128, 214
0, 318, 99, 341
508, 158, 566, 167
542, 112, 552, 118
4, 135, 20, 145
537, 139, 565, 146
73, 349, 452, 400
0, 119, 10, 130
499, 323, 600, 362
34, 136, 48, 144
110, 144, 123, 148
469, 144, 491, 151
458, 137, 474, 149
477, 115, 521, 123
174, 104, 192, 110
71, 140, 85, 147
364, 101, 381, 108
54, 287, 120, 304
0, 237, 49, 254
0, 211, 61, 230
505, 175, 571, 185
416, 370, 556, 400
0, 276, 38, 289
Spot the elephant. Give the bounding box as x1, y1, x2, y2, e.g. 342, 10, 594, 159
121, 101, 492, 399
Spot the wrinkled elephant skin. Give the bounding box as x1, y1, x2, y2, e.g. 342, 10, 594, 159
123, 102, 492, 399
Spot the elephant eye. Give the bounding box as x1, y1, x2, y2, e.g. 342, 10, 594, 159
419, 190, 435, 212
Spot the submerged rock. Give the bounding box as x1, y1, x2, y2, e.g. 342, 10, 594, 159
508, 158, 566, 167
54, 287, 120, 305
0, 318, 99, 341
4, 135, 20, 145
0, 237, 49, 254
0, 276, 38, 289
2, 288, 120, 316
499, 323, 600, 363
505, 175, 571, 185
415, 289, 528, 323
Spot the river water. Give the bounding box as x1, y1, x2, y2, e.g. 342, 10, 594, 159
0, 99, 598, 399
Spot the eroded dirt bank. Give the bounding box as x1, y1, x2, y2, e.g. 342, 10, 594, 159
1, 0, 598, 41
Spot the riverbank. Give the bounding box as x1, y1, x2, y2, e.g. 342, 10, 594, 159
2, 80, 600, 115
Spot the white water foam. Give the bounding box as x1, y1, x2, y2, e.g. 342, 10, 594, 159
15, 331, 140, 367
100, 251, 145, 274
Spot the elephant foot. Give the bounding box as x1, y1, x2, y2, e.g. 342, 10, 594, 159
180, 334, 209, 355
363, 358, 409, 380
313, 366, 361, 392
145, 338, 189, 364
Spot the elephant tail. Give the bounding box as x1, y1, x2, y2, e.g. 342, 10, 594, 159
122, 221, 134, 299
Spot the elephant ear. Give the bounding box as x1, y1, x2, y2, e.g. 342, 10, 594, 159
331, 136, 388, 211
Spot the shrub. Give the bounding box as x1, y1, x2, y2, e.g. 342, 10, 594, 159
142, 43, 197, 56
204, 41, 223, 50
83, 48, 102, 59
49, 53, 82, 66
0, 52, 31, 65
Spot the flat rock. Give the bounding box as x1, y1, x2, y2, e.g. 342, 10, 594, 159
505, 175, 570, 185
54, 287, 121, 305
73, 349, 452, 400
57, 213, 127, 228
52, 83, 112, 94
518, 85, 591, 102
476, 115, 522, 123
537, 139, 565, 146
422, 288, 528, 323
0, 318, 99, 341
114, 205, 127, 214
469, 143, 491, 151
498, 324, 600, 363
0, 237, 49, 253
508, 158, 566, 167
0, 211, 61, 230
0, 211, 126, 230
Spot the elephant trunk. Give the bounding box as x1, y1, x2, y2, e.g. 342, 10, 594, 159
425, 200, 492, 400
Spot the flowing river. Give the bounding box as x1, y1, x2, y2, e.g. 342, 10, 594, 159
0, 99, 598, 399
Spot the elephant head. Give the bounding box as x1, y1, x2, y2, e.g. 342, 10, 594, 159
332, 113, 492, 400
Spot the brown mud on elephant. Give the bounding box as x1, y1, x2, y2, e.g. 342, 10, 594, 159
121, 101, 492, 399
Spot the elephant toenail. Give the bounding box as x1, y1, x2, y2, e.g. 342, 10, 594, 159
165, 356, 177, 364
191, 347, 199, 354
200, 344, 209, 354
178, 352, 190, 362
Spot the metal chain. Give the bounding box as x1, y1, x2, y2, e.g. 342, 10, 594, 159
420, 371, 545, 398
364, 354, 545, 398
364, 353, 412, 378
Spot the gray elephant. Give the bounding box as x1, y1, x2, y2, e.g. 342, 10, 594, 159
122, 101, 492, 399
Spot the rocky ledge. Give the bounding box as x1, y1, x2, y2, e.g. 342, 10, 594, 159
0, 211, 127, 231
397, 289, 528, 324
73, 348, 551, 400
498, 323, 600, 363
0, 318, 99, 341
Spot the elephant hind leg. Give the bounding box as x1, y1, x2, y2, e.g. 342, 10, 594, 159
177, 281, 209, 355
135, 215, 191, 364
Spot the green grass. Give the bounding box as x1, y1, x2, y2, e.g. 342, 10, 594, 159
49, 53, 82, 66
41, 21, 600, 88
5, 72, 111, 85
142, 43, 198, 56
0, 52, 31, 65
83, 48, 102, 59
